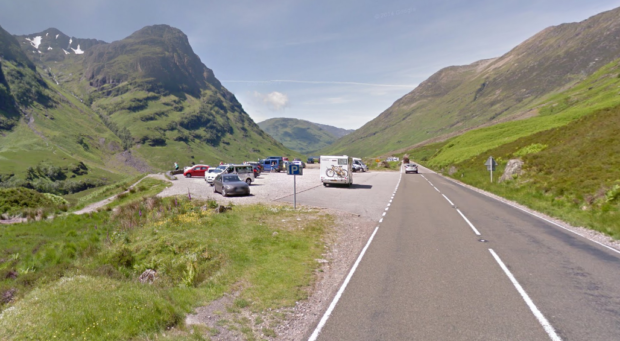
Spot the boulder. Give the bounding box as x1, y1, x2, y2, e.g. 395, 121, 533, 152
499, 159, 524, 183
139, 269, 157, 284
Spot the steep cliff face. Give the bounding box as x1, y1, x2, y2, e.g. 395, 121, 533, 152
324, 6, 620, 157
82, 25, 221, 97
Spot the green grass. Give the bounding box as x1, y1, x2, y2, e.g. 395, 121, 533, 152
416, 104, 620, 238
399, 59, 620, 239
0, 198, 329, 340
422, 58, 620, 168
0, 187, 66, 217
104, 177, 171, 209
64, 174, 145, 209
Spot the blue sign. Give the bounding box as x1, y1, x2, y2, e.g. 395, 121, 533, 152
287, 164, 303, 175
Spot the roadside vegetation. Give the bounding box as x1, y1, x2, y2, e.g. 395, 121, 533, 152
400, 60, 620, 238
0, 197, 329, 340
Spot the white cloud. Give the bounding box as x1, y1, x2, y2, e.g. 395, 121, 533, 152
254, 91, 289, 110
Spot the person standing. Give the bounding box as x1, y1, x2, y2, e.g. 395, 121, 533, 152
174, 162, 179, 171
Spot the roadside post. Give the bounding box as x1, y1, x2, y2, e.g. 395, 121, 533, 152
485, 156, 498, 182
287, 163, 303, 209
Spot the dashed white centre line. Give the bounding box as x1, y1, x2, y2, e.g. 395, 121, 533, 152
442, 194, 455, 207
456, 209, 481, 235
489, 249, 562, 341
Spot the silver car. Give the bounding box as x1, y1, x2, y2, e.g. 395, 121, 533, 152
205, 168, 223, 185
405, 163, 418, 174
213, 174, 250, 197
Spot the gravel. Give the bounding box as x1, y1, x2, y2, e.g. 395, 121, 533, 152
158, 164, 325, 205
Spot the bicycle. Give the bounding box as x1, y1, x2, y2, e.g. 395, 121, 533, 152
326, 165, 348, 178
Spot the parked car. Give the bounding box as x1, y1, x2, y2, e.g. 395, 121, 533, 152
307, 157, 315, 164
183, 164, 209, 177
263, 158, 283, 172
405, 163, 418, 174
245, 162, 263, 176
223, 164, 255, 185
213, 174, 250, 197
204, 168, 223, 185
352, 158, 368, 172
293, 158, 306, 168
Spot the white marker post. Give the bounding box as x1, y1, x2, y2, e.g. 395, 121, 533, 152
485, 156, 498, 182
287, 163, 303, 209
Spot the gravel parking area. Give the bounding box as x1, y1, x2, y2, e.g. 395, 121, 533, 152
158, 164, 325, 204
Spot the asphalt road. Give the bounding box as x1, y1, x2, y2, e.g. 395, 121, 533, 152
277, 170, 401, 220
311, 166, 620, 340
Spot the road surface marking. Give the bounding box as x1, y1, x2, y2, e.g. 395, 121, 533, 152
442, 194, 455, 206
308, 225, 382, 341
387, 203, 391, 207
456, 209, 481, 235
433, 187, 440, 192
382, 212, 386, 216
442, 176, 620, 255
489, 249, 562, 341
385, 207, 389, 211
379, 218, 383, 223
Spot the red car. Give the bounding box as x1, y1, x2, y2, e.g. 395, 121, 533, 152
183, 165, 209, 177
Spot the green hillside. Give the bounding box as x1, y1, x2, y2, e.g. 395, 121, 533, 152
1, 25, 126, 195
258, 118, 353, 155
323, 6, 620, 157
1, 24, 297, 198
402, 58, 620, 237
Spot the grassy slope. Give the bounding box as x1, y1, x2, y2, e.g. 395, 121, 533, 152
0, 198, 329, 340
258, 118, 344, 155
401, 59, 620, 237
38, 35, 299, 170
0, 70, 129, 182
323, 7, 620, 157
423, 59, 620, 168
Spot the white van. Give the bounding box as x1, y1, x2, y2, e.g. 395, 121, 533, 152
352, 158, 368, 172
223, 164, 255, 185
320, 155, 353, 187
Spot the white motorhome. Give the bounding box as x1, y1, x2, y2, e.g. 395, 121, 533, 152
320, 155, 353, 187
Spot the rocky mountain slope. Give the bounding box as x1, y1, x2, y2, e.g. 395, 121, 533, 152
258, 118, 353, 155
324, 6, 620, 157
1, 24, 294, 187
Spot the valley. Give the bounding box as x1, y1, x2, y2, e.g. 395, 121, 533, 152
2, 3, 620, 341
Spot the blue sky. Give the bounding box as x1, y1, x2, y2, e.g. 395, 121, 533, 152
2, 0, 620, 129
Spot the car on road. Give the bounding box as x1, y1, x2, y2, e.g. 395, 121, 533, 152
213, 174, 250, 197
352, 158, 368, 172
204, 168, 223, 185
292, 158, 306, 168
183, 164, 209, 177
405, 163, 419, 174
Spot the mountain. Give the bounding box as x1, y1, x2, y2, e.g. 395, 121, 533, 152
1, 24, 296, 194
258, 118, 354, 155
323, 6, 620, 157
15, 28, 106, 63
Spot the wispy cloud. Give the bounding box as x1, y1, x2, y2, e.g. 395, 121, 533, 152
254, 91, 289, 110
224, 79, 417, 88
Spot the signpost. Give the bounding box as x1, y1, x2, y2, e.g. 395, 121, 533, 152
485, 156, 498, 182
287, 163, 303, 209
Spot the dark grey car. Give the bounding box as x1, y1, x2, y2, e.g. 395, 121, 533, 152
213, 174, 250, 197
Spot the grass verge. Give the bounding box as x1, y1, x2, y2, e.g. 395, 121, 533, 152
0, 197, 329, 340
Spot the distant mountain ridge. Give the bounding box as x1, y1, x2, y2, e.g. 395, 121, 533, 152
323, 6, 620, 157
1, 24, 296, 188
258, 118, 353, 155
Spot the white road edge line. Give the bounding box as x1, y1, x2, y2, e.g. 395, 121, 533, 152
442, 194, 455, 207
379, 218, 383, 223
500, 198, 620, 255
308, 226, 381, 341
489, 249, 562, 341
434, 170, 620, 255
456, 209, 481, 236
433, 187, 440, 193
